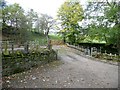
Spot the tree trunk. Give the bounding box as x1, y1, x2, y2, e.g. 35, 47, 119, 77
47, 35, 52, 50
46, 28, 52, 50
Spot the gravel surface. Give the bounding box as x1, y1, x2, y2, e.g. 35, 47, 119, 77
2, 45, 118, 88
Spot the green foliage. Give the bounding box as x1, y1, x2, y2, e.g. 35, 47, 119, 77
2, 3, 25, 25
104, 2, 120, 54
84, 2, 108, 44
58, 1, 83, 24
105, 2, 120, 23
106, 25, 120, 54
26, 9, 38, 32
57, 0, 83, 43
85, 2, 119, 49
2, 3, 31, 43
88, 24, 108, 43
30, 32, 47, 45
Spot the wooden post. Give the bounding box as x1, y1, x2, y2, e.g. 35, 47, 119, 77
4, 41, 9, 55
47, 39, 52, 50
24, 42, 29, 53
100, 47, 101, 54
110, 53, 112, 59
56, 49, 58, 60
11, 41, 14, 53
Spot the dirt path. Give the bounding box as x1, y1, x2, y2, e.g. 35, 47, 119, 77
3, 45, 118, 88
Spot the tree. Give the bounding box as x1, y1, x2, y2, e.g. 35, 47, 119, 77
34, 17, 42, 33
0, 0, 7, 31
84, 2, 108, 42
26, 9, 38, 32
38, 14, 56, 49
2, 3, 30, 44
84, 1, 120, 54
34, 14, 48, 34
57, 0, 84, 44
105, 1, 120, 55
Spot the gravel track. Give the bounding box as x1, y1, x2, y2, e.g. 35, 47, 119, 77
2, 45, 118, 88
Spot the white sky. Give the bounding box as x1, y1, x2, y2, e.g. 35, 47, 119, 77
6, 0, 87, 18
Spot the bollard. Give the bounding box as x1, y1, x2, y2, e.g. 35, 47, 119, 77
109, 53, 112, 60
88, 48, 90, 56
105, 50, 106, 54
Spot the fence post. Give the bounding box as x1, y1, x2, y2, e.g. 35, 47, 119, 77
24, 42, 29, 53
4, 41, 9, 55
56, 49, 58, 60
11, 41, 14, 53
100, 47, 101, 54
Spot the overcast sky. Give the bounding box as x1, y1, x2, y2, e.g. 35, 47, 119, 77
6, 0, 87, 18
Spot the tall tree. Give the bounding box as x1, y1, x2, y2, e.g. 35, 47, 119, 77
39, 14, 56, 49
34, 17, 41, 33
26, 9, 38, 32
34, 15, 47, 34
84, 1, 120, 54
84, 2, 109, 43
57, 0, 83, 44
2, 3, 30, 43
105, 1, 120, 55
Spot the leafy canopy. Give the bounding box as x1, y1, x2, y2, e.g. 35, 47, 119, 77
57, 0, 84, 43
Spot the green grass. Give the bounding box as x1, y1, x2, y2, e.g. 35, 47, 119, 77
29, 32, 47, 45
49, 34, 62, 40
30, 32, 62, 41
28, 33, 62, 45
